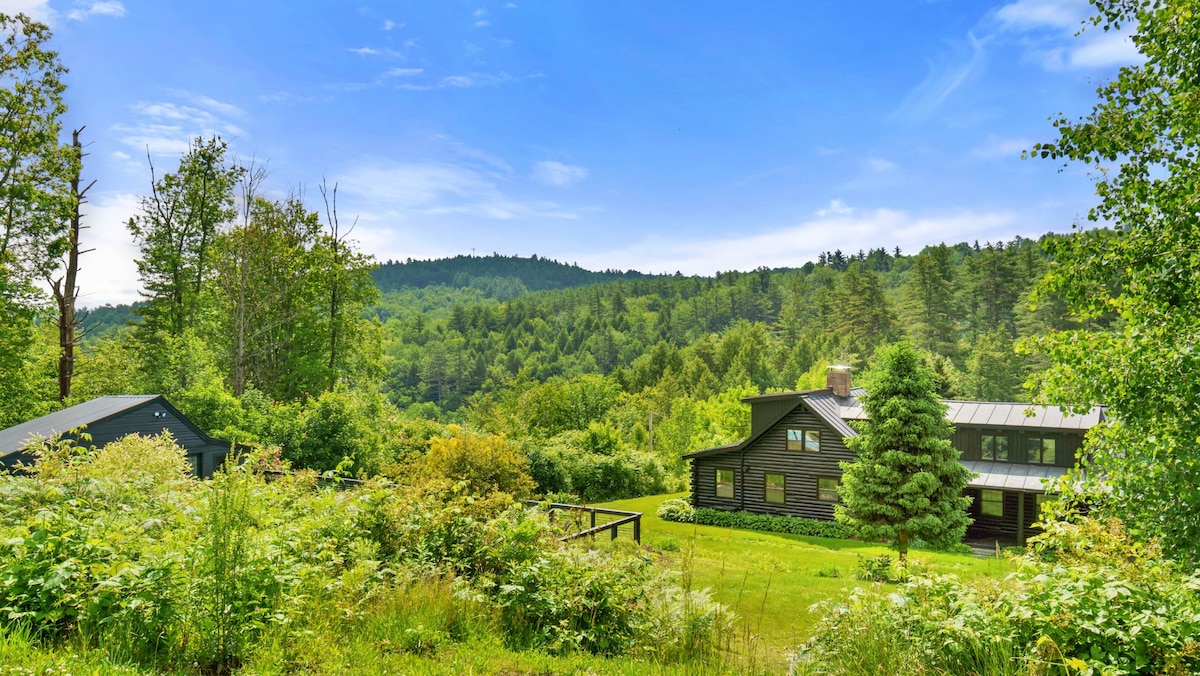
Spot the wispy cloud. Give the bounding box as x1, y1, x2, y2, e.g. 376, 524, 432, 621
892, 32, 988, 122
75, 192, 144, 306
348, 46, 379, 56
395, 72, 526, 91
337, 162, 579, 223
864, 157, 897, 172
0, 0, 54, 22
384, 67, 424, 78
971, 136, 1033, 160
572, 205, 1016, 276
532, 161, 588, 187
66, 0, 124, 20
112, 93, 245, 157
382, 19, 397, 30
993, 0, 1142, 71
995, 0, 1089, 29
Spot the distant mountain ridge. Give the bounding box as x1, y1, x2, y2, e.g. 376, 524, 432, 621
372, 253, 655, 296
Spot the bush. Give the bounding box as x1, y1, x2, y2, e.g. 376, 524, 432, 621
796, 517, 1200, 676
656, 497, 695, 523
419, 428, 536, 499
692, 508, 851, 539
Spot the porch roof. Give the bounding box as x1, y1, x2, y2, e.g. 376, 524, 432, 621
962, 460, 1066, 493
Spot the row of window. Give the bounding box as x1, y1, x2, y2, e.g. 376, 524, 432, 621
981, 434, 1057, 465
714, 468, 839, 504
978, 489, 1053, 517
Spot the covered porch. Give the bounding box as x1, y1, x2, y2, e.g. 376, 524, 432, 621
961, 461, 1067, 546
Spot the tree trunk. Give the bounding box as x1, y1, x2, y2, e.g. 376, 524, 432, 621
52, 127, 94, 402
897, 530, 909, 567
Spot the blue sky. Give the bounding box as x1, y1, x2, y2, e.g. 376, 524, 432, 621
4, 0, 1138, 305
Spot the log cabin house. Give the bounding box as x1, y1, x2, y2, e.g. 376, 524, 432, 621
684, 368, 1104, 545
0, 395, 239, 478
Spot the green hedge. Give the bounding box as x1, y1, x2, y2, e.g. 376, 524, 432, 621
668, 506, 851, 539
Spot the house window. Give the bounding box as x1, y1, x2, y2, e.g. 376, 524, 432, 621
715, 469, 735, 499
981, 489, 1004, 517
1026, 437, 1056, 465
187, 455, 200, 475
981, 434, 1009, 461
787, 429, 821, 452
764, 473, 786, 504
817, 477, 840, 502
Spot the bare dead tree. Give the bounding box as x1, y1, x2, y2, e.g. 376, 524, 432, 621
319, 179, 357, 389
227, 159, 268, 396
50, 127, 96, 402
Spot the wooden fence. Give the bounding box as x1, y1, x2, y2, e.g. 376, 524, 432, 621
523, 501, 643, 544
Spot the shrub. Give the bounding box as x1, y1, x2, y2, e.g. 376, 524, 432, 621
796, 517, 1200, 676
656, 497, 695, 523
692, 508, 851, 539
420, 428, 536, 499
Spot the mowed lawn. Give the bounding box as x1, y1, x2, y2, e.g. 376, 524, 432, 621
599, 493, 1014, 662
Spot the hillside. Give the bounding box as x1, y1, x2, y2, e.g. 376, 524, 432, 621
372, 253, 655, 297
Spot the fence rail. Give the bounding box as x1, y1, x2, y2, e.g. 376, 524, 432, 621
523, 501, 642, 544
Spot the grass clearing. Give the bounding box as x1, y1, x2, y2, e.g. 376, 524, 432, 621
599, 493, 1014, 667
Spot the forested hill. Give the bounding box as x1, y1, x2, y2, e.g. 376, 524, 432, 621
372, 253, 655, 297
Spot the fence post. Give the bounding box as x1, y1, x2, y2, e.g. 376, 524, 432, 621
633, 516, 641, 544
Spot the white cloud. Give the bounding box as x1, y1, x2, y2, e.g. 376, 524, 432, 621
816, 199, 853, 217
113, 94, 245, 157
474, 20, 489, 27
382, 19, 395, 30
972, 136, 1033, 159
1068, 30, 1141, 68
383, 67, 423, 77
474, 8, 486, 17
571, 207, 1017, 276
995, 0, 1089, 30
0, 0, 54, 21
348, 46, 379, 56
531, 161, 588, 187
865, 157, 897, 172
395, 72, 519, 91
66, 0, 123, 20
336, 162, 579, 224
74, 192, 144, 306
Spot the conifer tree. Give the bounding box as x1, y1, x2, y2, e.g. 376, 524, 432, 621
835, 341, 973, 564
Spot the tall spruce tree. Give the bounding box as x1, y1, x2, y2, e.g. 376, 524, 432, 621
835, 341, 973, 564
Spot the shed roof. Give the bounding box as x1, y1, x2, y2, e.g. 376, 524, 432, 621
962, 460, 1066, 492
839, 399, 1104, 430
0, 395, 161, 456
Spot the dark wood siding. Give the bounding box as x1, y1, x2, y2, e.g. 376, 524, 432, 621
750, 400, 797, 436
953, 428, 1085, 468
79, 403, 232, 478
693, 402, 855, 520
965, 489, 1041, 542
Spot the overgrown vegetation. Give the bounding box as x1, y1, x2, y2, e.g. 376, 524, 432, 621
0, 434, 731, 673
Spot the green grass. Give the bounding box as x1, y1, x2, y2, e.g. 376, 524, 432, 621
598, 493, 1014, 666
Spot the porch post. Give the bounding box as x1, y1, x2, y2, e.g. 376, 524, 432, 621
1017, 491, 1025, 546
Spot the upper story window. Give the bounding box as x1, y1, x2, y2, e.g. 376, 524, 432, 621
787, 429, 820, 452
1026, 437, 1056, 465
982, 434, 1009, 462
716, 468, 736, 499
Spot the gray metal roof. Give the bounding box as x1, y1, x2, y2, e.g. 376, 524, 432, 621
802, 388, 864, 438
962, 460, 1066, 492
0, 395, 160, 456
839, 398, 1103, 431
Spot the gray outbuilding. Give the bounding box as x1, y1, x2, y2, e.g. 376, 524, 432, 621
0, 395, 237, 478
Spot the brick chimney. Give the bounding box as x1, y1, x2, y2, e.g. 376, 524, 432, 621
827, 365, 851, 398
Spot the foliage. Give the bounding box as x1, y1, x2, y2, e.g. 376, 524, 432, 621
837, 342, 973, 563
795, 517, 1200, 676
656, 497, 695, 523
419, 427, 536, 499
690, 508, 851, 539
1024, 0, 1200, 566
372, 252, 651, 294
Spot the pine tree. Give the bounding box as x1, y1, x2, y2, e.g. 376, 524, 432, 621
835, 341, 973, 564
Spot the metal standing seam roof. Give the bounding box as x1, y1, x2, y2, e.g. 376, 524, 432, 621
961, 460, 1067, 492
0, 395, 161, 456
842, 398, 1103, 431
